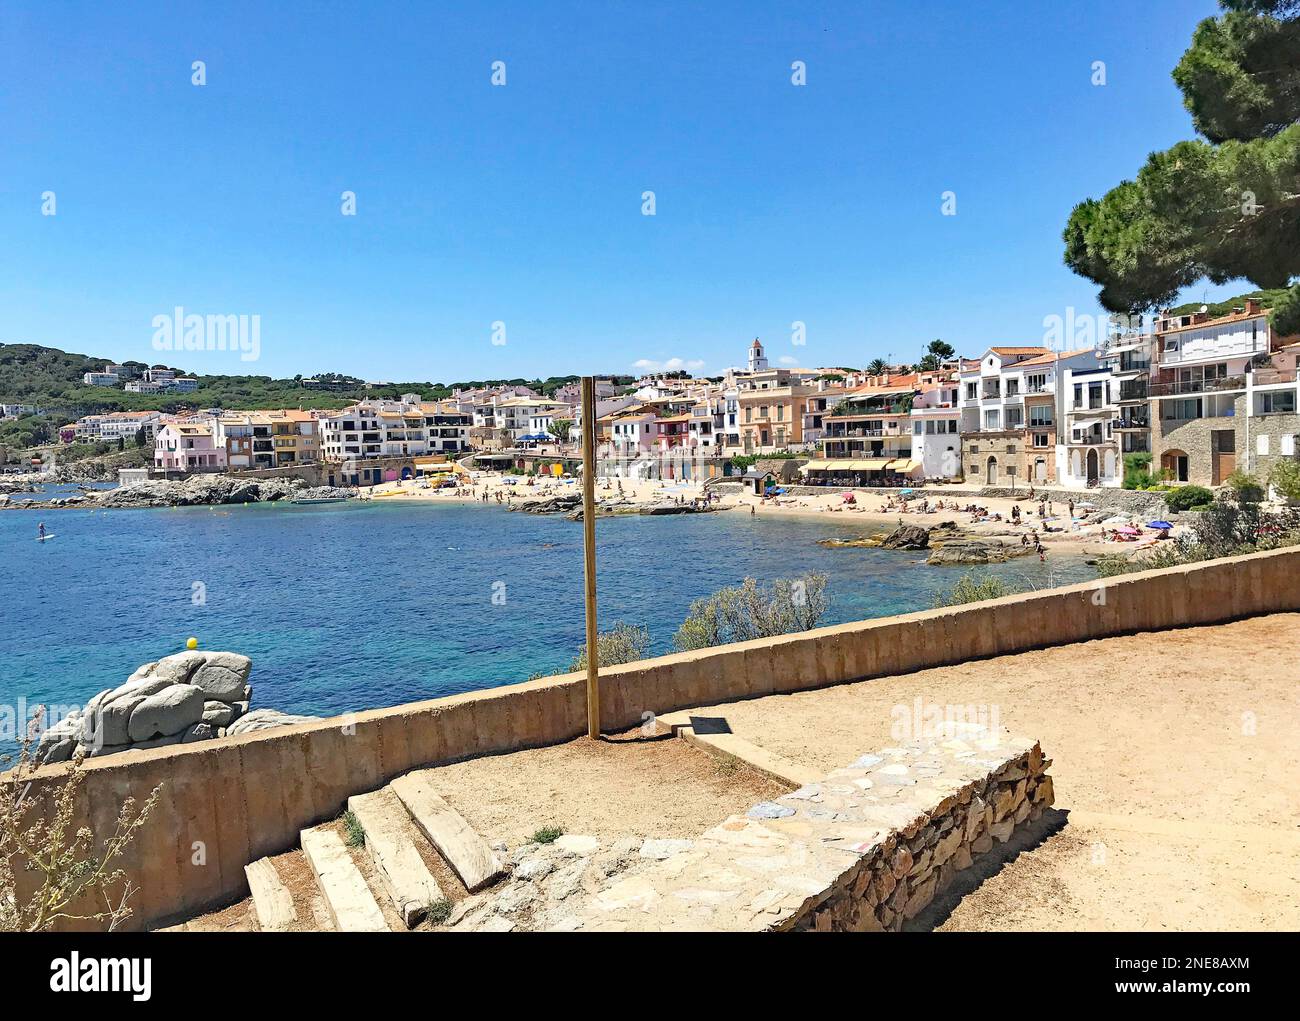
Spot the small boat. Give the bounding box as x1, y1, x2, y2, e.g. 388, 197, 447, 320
290, 497, 348, 505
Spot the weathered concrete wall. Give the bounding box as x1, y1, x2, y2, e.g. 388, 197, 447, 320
18, 546, 1300, 930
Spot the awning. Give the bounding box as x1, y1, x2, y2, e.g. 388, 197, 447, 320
885, 459, 922, 475
802, 458, 892, 471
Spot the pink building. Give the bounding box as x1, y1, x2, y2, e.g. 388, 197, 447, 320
154, 423, 228, 473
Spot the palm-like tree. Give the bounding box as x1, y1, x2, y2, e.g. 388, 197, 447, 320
866, 358, 888, 375
548, 419, 573, 444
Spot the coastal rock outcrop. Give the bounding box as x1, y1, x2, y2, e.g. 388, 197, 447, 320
91, 476, 353, 510
32, 649, 320, 764
925, 538, 1033, 566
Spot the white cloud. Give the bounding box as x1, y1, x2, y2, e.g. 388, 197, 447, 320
632, 357, 705, 373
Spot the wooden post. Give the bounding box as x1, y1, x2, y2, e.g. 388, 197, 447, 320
580, 376, 601, 739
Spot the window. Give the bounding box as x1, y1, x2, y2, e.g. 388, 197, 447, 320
1029, 406, 1052, 426
1258, 390, 1296, 414
1163, 398, 1202, 421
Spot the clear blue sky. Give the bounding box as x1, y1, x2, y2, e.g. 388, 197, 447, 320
0, 0, 1238, 383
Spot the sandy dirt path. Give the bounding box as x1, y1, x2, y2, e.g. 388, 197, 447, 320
674, 613, 1300, 931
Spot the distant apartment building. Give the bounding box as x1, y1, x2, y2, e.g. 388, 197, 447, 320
320, 397, 471, 462
604, 408, 659, 456
1141, 299, 1300, 486
320, 404, 383, 461
83, 367, 121, 386
216, 410, 320, 470
421, 401, 473, 455
1057, 366, 1120, 487
909, 378, 962, 480
802, 379, 922, 485
71, 411, 163, 443
154, 423, 227, 473
959, 346, 1101, 486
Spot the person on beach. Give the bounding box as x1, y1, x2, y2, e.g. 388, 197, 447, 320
1068, 499, 1075, 519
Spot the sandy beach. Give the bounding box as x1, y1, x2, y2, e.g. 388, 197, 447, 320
364, 470, 1175, 559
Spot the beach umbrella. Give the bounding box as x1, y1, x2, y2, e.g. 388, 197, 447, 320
1117, 525, 1140, 535
1147, 520, 1174, 530
1102, 514, 1130, 525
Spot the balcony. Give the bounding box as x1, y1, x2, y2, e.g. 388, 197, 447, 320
1113, 413, 1150, 431
1252, 367, 1298, 386
1147, 375, 1246, 398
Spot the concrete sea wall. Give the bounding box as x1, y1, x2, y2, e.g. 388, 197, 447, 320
17, 546, 1300, 930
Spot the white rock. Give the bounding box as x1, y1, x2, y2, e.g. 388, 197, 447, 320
639, 838, 694, 860
554, 834, 600, 857
127, 683, 205, 742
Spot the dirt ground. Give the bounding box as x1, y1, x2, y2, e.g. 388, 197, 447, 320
162, 732, 785, 931
430, 731, 788, 848
678, 612, 1300, 931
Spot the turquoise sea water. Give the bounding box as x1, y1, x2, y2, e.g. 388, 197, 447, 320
2, 501, 1092, 731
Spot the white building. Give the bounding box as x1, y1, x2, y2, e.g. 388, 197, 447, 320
909, 381, 962, 479
1056, 366, 1121, 487
83, 370, 121, 387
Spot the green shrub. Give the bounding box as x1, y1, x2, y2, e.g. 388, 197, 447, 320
1165, 485, 1214, 511
569, 621, 650, 671
532, 825, 564, 844
426, 898, 452, 926
342, 810, 366, 848
1225, 470, 1265, 504
1269, 458, 1300, 504
673, 574, 829, 652
1121, 452, 1152, 490
932, 572, 1018, 608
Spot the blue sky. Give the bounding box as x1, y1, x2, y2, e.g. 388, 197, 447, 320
0, 0, 1240, 383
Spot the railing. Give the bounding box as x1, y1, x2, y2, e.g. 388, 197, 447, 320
1252, 368, 1298, 386
1147, 375, 1246, 397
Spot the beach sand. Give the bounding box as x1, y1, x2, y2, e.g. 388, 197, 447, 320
365, 471, 1172, 559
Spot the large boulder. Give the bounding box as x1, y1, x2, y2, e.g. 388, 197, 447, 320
127, 684, 206, 742
226, 708, 320, 736
34, 711, 82, 764
879, 523, 931, 550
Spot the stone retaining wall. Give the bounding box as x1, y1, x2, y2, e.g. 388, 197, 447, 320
572, 726, 1051, 931
794, 733, 1051, 932
14, 546, 1300, 930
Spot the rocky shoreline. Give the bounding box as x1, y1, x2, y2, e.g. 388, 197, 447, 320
509, 491, 718, 520
818, 521, 1037, 566
1, 474, 354, 510
33, 649, 321, 764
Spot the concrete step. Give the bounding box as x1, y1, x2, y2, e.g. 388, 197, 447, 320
348, 788, 445, 928
390, 771, 505, 892
300, 827, 390, 932
655, 710, 821, 788
244, 857, 298, 931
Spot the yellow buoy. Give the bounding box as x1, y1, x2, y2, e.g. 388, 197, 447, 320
186, 636, 198, 650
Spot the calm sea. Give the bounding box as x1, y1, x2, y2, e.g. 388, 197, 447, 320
3, 501, 1092, 731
